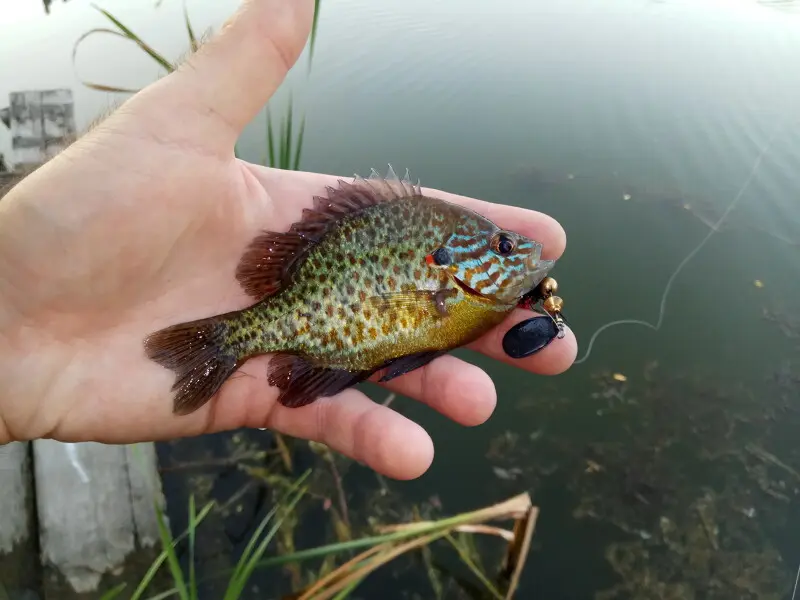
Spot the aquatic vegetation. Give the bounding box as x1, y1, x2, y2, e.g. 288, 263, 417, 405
104, 439, 540, 600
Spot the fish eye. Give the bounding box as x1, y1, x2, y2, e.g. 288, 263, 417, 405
493, 233, 516, 256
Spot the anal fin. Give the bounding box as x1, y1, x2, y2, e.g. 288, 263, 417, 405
378, 350, 447, 383
267, 353, 378, 408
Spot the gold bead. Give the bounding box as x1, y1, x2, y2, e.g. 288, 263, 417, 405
540, 277, 558, 296
543, 295, 563, 314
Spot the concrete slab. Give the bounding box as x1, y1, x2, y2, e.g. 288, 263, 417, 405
33, 441, 168, 599
0, 441, 41, 600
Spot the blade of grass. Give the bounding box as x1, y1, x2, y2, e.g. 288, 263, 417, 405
308, 0, 321, 69
72, 28, 147, 93
81, 82, 142, 94
158, 493, 531, 594
330, 576, 363, 600
444, 533, 503, 600
182, 0, 198, 52
130, 501, 215, 600
144, 590, 182, 600
224, 500, 285, 597
274, 433, 293, 472
499, 505, 538, 599
188, 496, 197, 600
155, 493, 535, 599
98, 583, 127, 600
292, 116, 307, 171
283, 100, 294, 169
91, 3, 175, 72
290, 495, 535, 600
421, 542, 445, 600
233, 482, 309, 593
297, 532, 450, 600
251, 493, 533, 573
224, 469, 312, 600
154, 498, 189, 600
267, 108, 276, 168
292, 537, 390, 598
277, 114, 286, 169
224, 484, 293, 591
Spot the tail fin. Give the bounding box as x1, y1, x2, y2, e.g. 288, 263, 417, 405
144, 315, 239, 415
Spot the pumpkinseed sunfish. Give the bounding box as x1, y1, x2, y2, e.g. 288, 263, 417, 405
145, 167, 556, 414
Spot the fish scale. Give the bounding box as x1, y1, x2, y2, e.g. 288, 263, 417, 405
144, 167, 556, 413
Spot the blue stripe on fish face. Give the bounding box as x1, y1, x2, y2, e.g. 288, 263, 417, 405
516, 241, 535, 252
434, 226, 552, 304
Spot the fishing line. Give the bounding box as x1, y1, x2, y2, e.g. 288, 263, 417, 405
792, 559, 799, 600
572, 123, 782, 366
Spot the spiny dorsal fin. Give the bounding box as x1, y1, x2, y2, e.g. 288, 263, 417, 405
235, 166, 423, 301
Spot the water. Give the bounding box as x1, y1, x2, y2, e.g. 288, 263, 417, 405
2, 0, 800, 598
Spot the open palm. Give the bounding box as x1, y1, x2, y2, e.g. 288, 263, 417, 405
0, 0, 576, 480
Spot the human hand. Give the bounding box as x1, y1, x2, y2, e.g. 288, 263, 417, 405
0, 0, 576, 480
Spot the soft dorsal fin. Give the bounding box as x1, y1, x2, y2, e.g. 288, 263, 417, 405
235, 166, 423, 301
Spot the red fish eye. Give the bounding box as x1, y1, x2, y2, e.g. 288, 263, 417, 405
493, 233, 515, 256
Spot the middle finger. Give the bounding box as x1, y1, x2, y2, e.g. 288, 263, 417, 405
370, 354, 497, 427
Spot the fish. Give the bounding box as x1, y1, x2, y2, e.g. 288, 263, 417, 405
144, 167, 556, 414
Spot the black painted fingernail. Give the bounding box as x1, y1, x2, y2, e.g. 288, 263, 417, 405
502, 316, 560, 359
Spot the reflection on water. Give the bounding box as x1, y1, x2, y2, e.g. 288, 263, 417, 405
4, 0, 800, 597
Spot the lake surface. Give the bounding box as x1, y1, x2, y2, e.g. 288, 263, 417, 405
2, 0, 800, 598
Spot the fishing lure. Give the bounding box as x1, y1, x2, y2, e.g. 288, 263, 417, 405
503, 276, 567, 359
145, 167, 557, 413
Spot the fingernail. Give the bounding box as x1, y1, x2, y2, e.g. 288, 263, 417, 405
502, 316, 560, 359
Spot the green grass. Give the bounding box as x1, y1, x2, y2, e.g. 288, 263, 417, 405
73, 0, 323, 170
98, 469, 312, 600
98, 461, 537, 600
102, 443, 538, 600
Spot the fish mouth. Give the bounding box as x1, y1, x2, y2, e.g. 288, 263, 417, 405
452, 276, 485, 298
523, 258, 556, 292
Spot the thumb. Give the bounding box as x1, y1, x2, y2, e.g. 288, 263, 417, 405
151, 0, 314, 147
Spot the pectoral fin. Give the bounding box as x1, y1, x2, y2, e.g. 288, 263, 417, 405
367, 287, 458, 318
